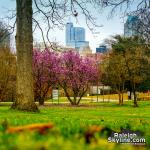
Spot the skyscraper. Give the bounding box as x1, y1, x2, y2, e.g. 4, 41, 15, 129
124, 15, 140, 37
65, 22, 89, 49
66, 22, 73, 45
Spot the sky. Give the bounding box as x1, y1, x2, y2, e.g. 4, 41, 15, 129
0, 0, 126, 52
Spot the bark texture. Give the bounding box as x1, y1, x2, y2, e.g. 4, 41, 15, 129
12, 0, 38, 111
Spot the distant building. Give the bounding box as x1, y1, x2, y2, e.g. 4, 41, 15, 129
96, 45, 107, 53
124, 15, 140, 37
65, 22, 89, 50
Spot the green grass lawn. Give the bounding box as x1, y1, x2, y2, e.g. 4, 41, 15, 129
0, 101, 150, 150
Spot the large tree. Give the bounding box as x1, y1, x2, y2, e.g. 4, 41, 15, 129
102, 52, 128, 105
110, 35, 149, 107
11, 0, 38, 111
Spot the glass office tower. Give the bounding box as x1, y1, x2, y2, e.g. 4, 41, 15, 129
65, 22, 89, 49
124, 15, 140, 37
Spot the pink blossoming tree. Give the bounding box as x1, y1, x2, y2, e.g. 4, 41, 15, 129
33, 49, 98, 105
33, 49, 59, 105
57, 50, 98, 105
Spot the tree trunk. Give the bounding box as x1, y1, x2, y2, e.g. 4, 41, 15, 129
11, 0, 38, 111
39, 98, 44, 105
118, 93, 122, 105
133, 90, 138, 107
132, 82, 138, 107
63, 87, 74, 105
121, 83, 124, 105
117, 86, 122, 105
129, 90, 132, 99
121, 92, 124, 105
73, 96, 77, 105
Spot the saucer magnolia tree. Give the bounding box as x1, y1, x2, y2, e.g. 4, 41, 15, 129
33, 49, 59, 105
57, 51, 98, 105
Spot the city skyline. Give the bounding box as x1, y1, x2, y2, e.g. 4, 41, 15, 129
0, 0, 125, 52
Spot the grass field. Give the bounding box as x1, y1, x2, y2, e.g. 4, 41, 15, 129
0, 101, 150, 150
